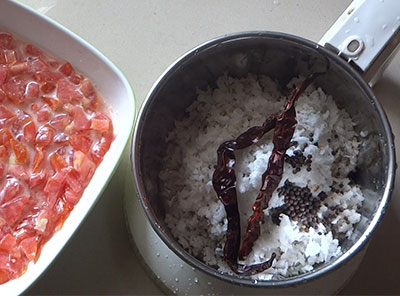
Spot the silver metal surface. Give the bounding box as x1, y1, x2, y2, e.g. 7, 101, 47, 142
319, 0, 400, 85
131, 32, 395, 289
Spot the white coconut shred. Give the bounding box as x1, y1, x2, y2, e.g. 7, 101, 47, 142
159, 74, 364, 280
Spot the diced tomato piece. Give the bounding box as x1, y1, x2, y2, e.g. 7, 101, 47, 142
0, 268, 11, 284
0, 104, 15, 121
0, 89, 7, 103
58, 62, 74, 76
0, 65, 8, 86
56, 79, 83, 102
0, 33, 13, 49
41, 96, 59, 111
79, 79, 95, 97
40, 82, 56, 94
8, 164, 29, 183
36, 105, 51, 122
53, 133, 68, 144
20, 237, 37, 262
0, 233, 16, 252
68, 73, 82, 85
33, 71, 62, 83
9, 62, 30, 75
68, 134, 92, 153
90, 113, 112, 132
3, 50, 16, 64
35, 124, 54, 147
65, 168, 83, 194
49, 113, 70, 130
91, 131, 113, 164
2, 77, 25, 104
29, 58, 48, 72
29, 170, 47, 188
32, 147, 44, 173
23, 120, 36, 144
0, 195, 30, 226
24, 82, 40, 100
0, 128, 13, 146
25, 44, 42, 56
0, 145, 7, 158
44, 171, 66, 207
72, 106, 90, 130
9, 138, 28, 164
73, 151, 96, 186
49, 152, 67, 172
53, 197, 73, 231
64, 188, 81, 207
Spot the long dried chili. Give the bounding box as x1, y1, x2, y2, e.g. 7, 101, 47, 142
212, 73, 321, 275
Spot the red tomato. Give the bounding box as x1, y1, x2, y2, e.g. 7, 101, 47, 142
49, 113, 70, 130
68, 134, 92, 153
36, 104, 51, 122
8, 164, 29, 183
72, 106, 90, 130
29, 170, 47, 189
0, 145, 7, 158
29, 58, 48, 72
32, 147, 44, 173
56, 79, 83, 102
35, 124, 54, 147
3, 50, 16, 64
24, 82, 40, 100
49, 152, 67, 172
2, 77, 25, 104
41, 96, 59, 111
23, 120, 36, 144
20, 237, 37, 261
9, 62, 30, 75
33, 71, 62, 83
91, 131, 113, 164
0, 65, 8, 86
79, 79, 95, 97
10, 138, 28, 164
73, 151, 96, 186
25, 44, 42, 56
40, 82, 56, 94
0, 104, 15, 121
0, 177, 22, 204
1, 195, 30, 226
0, 33, 13, 49
0, 233, 16, 252
58, 62, 74, 76
90, 113, 112, 132
44, 171, 66, 208
0, 128, 13, 146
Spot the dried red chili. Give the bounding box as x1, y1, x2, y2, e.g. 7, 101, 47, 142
212, 73, 320, 275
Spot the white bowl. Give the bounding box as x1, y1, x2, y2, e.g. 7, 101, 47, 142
0, 1, 135, 294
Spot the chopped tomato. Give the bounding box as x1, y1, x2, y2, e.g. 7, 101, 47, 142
36, 104, 51, 122
35, 124, 54, 147
29, 170, 47, 189
0, 178, 22, 204
1, 195, 30, 226
0, 33, 13, 49
40, 82, 56, 94
24, 82, 40, 100
49, 152, 67, 172
0, 128, 13, 146
20, 237, 37, 261
72, 106, 90, 130
68, 134, 92, 153
29, 58, 48, 72
33, 71, 62, 83
25, 44, 42, 56
9, 138, 28, 164
32, 147, 44, 173
0, 268, 11, 284
79, 79, 95, 97
90, 113, 112, 131
0, 65, 8, 86
41, 96, 59, 111
4, 50, 16, 64
68, 73, 82, 85
56, 79, 83, 102
0, 104, 15, 121
58, 62, 74, 76
23, 120, 36, 144
91, 131, 113, 164
8, 164, 29, 183
44, 171, 66, 207
49, 113, 70, 130
0, 145, 7, 158
2, 77, 26, 104
73, 151, 96, 186
0, 233, 16, 252
9, 62, 30, 75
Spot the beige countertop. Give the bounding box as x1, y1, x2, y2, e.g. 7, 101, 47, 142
16, 0, 400, 294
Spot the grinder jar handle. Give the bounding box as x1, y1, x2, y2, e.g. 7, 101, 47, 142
319, 0, 400, 86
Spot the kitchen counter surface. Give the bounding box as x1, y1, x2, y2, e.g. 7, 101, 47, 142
17, 0, 400, 294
